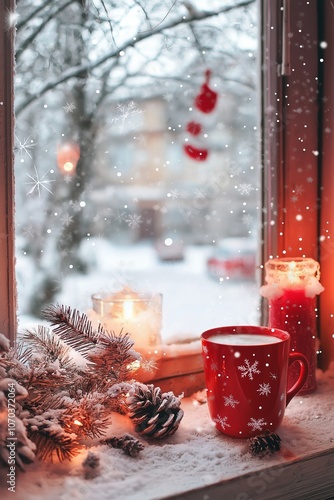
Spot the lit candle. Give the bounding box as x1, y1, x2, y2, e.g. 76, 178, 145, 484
260, 257, 324, 394
91, 287, 162, 352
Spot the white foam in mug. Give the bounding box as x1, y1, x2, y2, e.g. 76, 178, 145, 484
209, 333, 281, 346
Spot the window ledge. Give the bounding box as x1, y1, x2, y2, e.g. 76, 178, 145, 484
2, 365, 334, 500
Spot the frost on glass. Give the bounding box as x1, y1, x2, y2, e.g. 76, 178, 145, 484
14, 0, 260, 340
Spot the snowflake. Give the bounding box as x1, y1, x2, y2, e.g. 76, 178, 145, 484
290, 195, 299, 203
26, 166, 55, 197
140, 358, 158, 373
15, 135, 36, 159
247, 418, 267, 432
108, 101, 143, 132
257, 383, 271, 396
226, 162, 242, 176
163, 93, 173, 102
214, 415, 230, 430
307, 176, 314, 183
5, 10, 18, 29
63, 102, 76, 113
162, 37, 172, 50
295, 185, 304, 195
237, 183, 254, 195
193, 188, 206, 199
60, 214, 74, 227
223, 394, 240, 408
202, 345, 208, 355
280, 392, 285, 401
242, 213, 253, 226
169, 189, 180, 199
238, 359, 261, 380
111, 210, 127, 224
126, 214, 142, 228
22, 224, 35, 239
210, 360, 219, 372
270, 372, 278, 380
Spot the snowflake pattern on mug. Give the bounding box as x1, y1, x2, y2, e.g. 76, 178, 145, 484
238, 359, 261, 380
223, 394, 240, 408
257, 382, 271, 396
247, 417, 267, 432
214, 415, 231, 430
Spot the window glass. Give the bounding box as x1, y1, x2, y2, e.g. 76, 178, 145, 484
14, 0, 260, 342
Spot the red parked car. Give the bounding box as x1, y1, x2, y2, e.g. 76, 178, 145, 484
207, 238, 257, 280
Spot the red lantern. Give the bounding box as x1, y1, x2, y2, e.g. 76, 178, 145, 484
57, 142, 80, 175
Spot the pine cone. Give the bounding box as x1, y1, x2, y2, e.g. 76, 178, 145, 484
126, 383, 184, 439
248, 430, 281, 458
103, 434, 144, 457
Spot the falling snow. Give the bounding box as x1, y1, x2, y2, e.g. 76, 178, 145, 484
238, 359, 261, 380
63, 102, 76, 113
26, 166, 55, 197
237, 183, 254, 195
107, 101, 143, 131
15, 135, 36, 158
126, 214, 143, 228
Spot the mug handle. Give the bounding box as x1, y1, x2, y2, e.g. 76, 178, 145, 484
286, 352, 309, 406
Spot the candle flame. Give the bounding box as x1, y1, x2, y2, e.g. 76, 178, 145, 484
73, 419, 83, 426
123, 300, 134, 320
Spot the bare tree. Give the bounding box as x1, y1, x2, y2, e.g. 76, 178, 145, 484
14, 0, 257, 316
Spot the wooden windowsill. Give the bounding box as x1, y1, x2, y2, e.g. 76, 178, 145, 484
2, 360, 333, 500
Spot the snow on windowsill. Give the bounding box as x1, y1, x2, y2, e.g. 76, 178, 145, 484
1, 364, 334, 500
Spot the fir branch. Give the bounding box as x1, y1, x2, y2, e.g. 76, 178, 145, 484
88, 331, 139, 382
62, 395, 111, 439
43, 304, 104, 357
22, 326, 78, 372
28, 428, 80, 462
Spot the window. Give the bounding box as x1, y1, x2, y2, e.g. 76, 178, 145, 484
12, 0, 261, 343
0, 0, 332, 368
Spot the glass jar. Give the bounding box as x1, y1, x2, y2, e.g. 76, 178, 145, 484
260, 257, 324, 394
92, 287, 163, 352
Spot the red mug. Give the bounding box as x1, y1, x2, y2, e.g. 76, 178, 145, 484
201, 325, 308, 438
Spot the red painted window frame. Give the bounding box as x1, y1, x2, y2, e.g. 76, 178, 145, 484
0, 0, 16, 344
0, 0, 333, 366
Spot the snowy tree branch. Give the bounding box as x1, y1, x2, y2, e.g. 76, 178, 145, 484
15, 0, 255, 115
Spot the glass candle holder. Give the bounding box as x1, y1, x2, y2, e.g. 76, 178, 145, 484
91, 287, 163, 352
260, 257, 324, 394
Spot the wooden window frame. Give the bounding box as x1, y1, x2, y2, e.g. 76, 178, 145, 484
0, 0, 16, 344
0, 0, 333, 371
261, 0, 333, 368
1, 1, 334, 497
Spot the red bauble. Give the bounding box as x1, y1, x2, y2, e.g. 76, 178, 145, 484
183, 144, 208, 161
186, 120, 202, 136
194, 70, 218, 114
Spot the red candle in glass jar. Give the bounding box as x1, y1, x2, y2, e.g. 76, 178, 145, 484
260, 258, 324, 394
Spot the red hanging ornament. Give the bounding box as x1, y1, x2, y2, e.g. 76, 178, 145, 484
183, 144, 208, 162
194, 69, 218, 114
186, 120, 202, 136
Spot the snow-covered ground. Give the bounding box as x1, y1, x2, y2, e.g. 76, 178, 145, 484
17, 239, 261, 342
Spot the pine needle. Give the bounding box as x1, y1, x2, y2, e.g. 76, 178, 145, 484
43, 304, 104, 357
